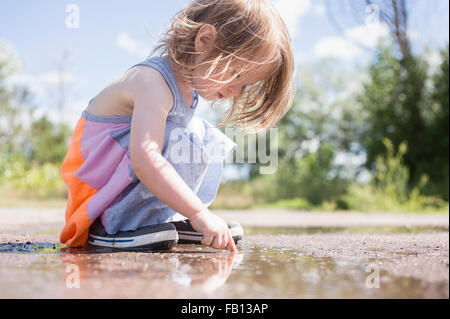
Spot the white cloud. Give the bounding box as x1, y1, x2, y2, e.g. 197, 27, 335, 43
6, 71, 87, 126
36, 72, 76, 86
116, 32, 151, 58
1, 40, 88, 126
314, 36, 362, 60
7, 72, 79, 97
57, 99, 88, 127
425, 50, 443, 72
271, 0, 312, 38
407, 29, 419, 41
314, 23, 390, 60
116, 32, 138, 53
312, 4, 326, 16
344, 23, 389, 48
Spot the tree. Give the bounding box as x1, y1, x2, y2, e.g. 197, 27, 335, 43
359, 45, 449, 200
426, 48, 449, 199
325, 1, 448, 200
325, 0, 412, 58
245, 60, 360, 205
0, 41, 72, 198
0, 42, 35, 156
27, 116, 72, 165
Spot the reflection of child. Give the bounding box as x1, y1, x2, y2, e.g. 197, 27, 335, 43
60, 0, 295, 251
60, 248, 238, 297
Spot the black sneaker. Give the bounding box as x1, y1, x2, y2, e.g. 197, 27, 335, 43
171, 219, 244, 244
88, 219, 178, 250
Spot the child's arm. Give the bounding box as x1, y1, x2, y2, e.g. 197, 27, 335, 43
126, 67, 236, 251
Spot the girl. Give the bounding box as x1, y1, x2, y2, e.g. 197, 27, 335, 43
60, 0, 295, 251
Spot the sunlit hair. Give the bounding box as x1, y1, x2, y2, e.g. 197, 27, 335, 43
151, 0, 296, 131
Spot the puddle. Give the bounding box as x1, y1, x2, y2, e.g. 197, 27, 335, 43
0, 241, 447, 298
243, 225, 449, 235
0, 242, 66, 254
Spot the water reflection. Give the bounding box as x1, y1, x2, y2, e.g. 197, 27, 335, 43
243, 226, 449, 235
58, 245, 239, 296
0, 241, 447, 298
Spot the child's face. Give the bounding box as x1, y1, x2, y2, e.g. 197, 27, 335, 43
191, 60, 274, 102
190, 24, 274, 101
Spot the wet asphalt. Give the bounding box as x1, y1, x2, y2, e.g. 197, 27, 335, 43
0, 209, 448, 298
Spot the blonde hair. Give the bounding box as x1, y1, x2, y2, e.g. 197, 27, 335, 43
152, 0, 295, 131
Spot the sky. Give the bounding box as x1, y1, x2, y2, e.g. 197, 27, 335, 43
1, 0, 448, 122
1, 0, 449, 180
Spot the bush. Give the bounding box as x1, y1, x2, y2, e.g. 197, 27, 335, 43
0, 146, 66, 199
265, 143, 349, 206
343, 138, 448, 213
209, 179, 255, 209
252, 197, 313, 210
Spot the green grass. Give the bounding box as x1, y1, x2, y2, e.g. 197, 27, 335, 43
0, 189, 66, 208
247, 196, 449, 214
1, 188, 448, 215
243, 225, 449, 235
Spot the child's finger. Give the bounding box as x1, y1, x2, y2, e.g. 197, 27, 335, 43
212, 234, 223, 249
227, 231, 237, 251
221, 233, 228, 249
202, 233, 214, 247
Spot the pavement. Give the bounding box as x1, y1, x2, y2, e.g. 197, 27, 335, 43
0, 208, 448, 298
0, 207, 448, 228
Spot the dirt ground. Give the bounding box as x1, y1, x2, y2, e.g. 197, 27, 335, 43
0, 209, 448, 298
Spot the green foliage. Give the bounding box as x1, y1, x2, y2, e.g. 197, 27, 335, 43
215, 47, 449, 213
344, 138, 448, 213
255, 197, 313, 210
28, 116, 71, 165
359, 45, 449, 200
210, 179, 255, 210
244, 143, 350, 207
241, 60, 361, 207
291, 143, 349, 206
1, 37, 448, 212
425, 47, 449, 199
0, 41, 70, 199
373, 138, 410, 203
0, 144, 66, 198
214, 46, 449, 213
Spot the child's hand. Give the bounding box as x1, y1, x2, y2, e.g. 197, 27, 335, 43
189, 209, 237, 251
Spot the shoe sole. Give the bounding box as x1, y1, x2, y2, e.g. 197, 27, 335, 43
177, 225, 244, 244
88, 229, 178, 250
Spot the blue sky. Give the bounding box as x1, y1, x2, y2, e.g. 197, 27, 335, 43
1, 0, 448, 125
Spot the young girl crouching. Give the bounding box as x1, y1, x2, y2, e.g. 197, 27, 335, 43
60, 0, 295, 251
